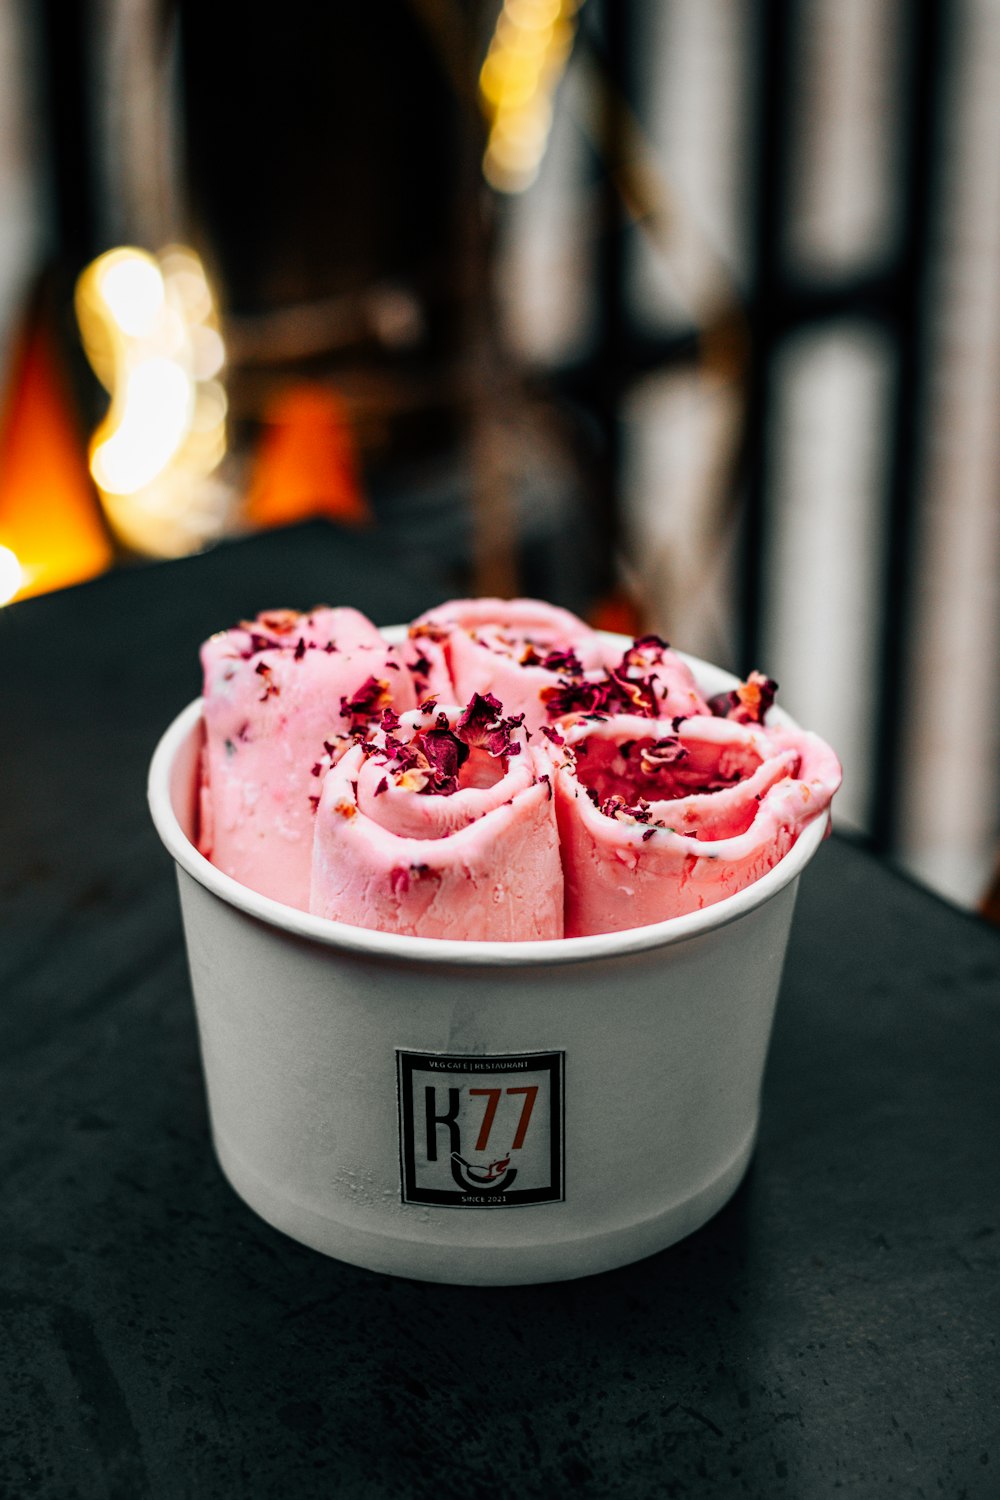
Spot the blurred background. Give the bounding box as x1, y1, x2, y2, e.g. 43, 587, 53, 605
0, 0, 997, 914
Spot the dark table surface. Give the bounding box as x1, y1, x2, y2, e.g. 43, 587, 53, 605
2, 524, 999, 1500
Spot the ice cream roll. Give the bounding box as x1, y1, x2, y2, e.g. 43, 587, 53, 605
199, 607, 416, 911
310, 693, 563, 940
551, 713, 842, 936
407, 597, 610, 734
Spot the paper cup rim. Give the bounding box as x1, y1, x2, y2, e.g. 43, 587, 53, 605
148, 640, 829, 969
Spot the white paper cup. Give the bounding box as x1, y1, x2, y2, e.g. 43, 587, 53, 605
148, 643, 828, 1285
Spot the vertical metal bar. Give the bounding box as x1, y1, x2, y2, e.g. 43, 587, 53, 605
592, 0, 635, 598
869, 0, 951, 852
740, 0, 796, 675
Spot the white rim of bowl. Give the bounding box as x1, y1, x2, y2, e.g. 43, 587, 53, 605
147, 638, 829, 969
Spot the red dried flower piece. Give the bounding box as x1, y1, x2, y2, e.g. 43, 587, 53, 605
599, 793, 653, 824
707, 670, 777, 724
454, 693, 526, 761
420, 727, 470, 794
254, 661, 279, 701
409, 621, 448, 643
638, 737, 689, 775
538, 646, 586, 675
607, 670, 659, 716
340, 676, 391, 722
456, 692, 504, 743
258, 609, 300, 634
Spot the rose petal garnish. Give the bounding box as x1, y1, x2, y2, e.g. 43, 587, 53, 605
455, 692, 504, 745
420, 727, 470, 793
598, 793, 653, 824
254, 661, 279, 700
408, 621, 449, 643
340, 676, 391, 723
638, 737, 689, 775
538, 646, 586, 675
707, 670, 777, 724
258, 609, 301, 634
622, 634, 670, 666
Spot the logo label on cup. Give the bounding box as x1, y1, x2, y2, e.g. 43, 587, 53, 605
397, 1050, 564, 1208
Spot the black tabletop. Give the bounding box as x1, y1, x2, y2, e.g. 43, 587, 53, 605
3, 525, 999, 1500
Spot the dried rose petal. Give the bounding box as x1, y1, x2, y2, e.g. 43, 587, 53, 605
420, 727, 470, 793
340, 676, 391, 722
456, 692, 505, 745
258, 609, 301, 634
638, 737, 689, 775
538, 646, 586, 675
707, 671, 778, 724
597, 792, 653, 824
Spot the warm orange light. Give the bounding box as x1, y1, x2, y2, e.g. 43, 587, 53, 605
98, 254, 165, 338
479, 0, 579, 192
91, 357, 193, 495
0, 545, 23, 606
245, 383, 370, 531
0, 291, 113, 602
76, 245, 231, 557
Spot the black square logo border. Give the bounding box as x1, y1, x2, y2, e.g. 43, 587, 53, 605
396, 1049, 565, 1209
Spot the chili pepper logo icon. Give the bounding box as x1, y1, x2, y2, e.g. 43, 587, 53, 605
449, 1151, 517, 1193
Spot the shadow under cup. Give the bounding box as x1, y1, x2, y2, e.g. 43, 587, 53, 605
147, 651, 827, 1286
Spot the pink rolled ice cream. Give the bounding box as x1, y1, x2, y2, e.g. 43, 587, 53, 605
551, 710, 842, 936
199, 606, 416, 910
310, 694, 563, 940
407, 600, 707, 733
